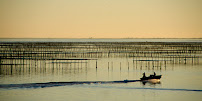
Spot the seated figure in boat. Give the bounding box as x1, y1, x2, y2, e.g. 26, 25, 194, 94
143, 72, 146, 78
140, 72, 162, 81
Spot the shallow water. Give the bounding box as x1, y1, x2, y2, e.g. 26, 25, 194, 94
0, 39, 202, 101
0, 58, 202, 101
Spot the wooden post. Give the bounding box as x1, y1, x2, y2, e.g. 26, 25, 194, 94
96, 60, 97, 69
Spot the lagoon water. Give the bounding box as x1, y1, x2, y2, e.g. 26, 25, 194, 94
0, 39, 202, 101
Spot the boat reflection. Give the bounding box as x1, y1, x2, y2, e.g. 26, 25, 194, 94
141, 79, 161, 85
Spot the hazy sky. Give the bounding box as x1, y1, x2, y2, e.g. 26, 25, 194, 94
0, 0, 202, 38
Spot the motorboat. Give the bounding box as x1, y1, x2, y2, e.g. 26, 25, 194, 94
140, 73, 162, 81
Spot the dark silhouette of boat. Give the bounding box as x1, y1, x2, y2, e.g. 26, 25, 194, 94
140, 72, 162, 81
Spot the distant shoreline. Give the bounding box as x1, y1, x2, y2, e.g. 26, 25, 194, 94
0, 38, 202, 39
1, 38, 202, 43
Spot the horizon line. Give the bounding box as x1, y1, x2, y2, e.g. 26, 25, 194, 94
1, 37, 202, 39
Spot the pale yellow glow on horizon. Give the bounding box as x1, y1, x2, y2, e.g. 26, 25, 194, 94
0, 0, 202, 38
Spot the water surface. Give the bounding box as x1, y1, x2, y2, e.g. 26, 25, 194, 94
0, 39, 202, 101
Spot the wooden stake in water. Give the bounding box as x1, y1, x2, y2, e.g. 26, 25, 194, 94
120, 62, 121, 71
108, 62, 109, 70
96, 60, 97, 69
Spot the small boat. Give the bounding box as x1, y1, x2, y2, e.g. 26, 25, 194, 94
140, 72, 162, 81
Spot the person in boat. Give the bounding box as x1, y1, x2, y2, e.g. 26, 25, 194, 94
143, 72, 146, 78
154, 72, 156, 76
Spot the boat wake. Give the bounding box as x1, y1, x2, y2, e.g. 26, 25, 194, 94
0, 80, 140, 89
0, 80, 202, 92
109, 86, 202, 92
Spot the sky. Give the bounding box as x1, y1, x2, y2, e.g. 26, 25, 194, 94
0, 0, 202, 38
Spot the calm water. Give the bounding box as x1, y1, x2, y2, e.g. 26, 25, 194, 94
0, 39, 202, 101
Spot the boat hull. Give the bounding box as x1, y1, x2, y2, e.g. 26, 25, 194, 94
140, 75, 162, 81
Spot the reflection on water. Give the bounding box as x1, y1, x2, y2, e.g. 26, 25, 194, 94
141, 79, 161, 85
0, 41, 202, 101
0, 59, 88, 75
